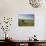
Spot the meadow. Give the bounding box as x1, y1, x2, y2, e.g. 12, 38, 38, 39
18, 19, 34, 26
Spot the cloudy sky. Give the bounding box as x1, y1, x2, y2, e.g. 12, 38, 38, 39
18, 14, 34, 20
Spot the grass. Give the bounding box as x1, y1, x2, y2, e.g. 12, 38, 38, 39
18, 19, 34, 26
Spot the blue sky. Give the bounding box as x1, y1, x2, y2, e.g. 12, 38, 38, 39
18, 14, 34, 20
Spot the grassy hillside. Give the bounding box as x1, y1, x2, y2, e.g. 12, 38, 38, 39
18, 19, 34, 26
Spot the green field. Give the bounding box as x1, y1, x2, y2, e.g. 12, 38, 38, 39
18, 19, 34, 26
